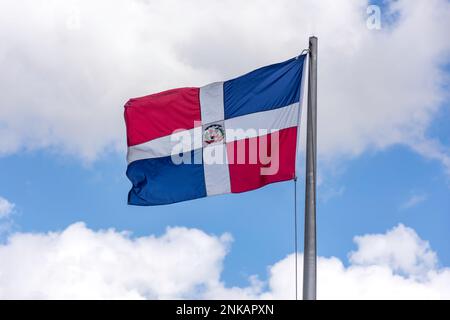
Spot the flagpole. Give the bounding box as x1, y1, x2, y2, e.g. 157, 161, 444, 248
303, 36, 317, 300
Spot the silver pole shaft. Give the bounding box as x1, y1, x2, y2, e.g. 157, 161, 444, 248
303, 36, 317, 300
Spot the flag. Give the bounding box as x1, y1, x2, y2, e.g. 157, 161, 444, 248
125, 55, 306, 206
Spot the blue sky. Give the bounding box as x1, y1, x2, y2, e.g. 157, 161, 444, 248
0, 0, 449, 298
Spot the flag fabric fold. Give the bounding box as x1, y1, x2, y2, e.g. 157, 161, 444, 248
125, 55, 306, 206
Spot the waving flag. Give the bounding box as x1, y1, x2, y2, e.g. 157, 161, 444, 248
125, 55, 306, 205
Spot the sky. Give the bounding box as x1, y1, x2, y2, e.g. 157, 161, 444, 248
0, 0, 449, 299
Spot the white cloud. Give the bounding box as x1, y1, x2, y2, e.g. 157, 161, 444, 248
0, 223, 232, 299
349, 224, 436, 277
400, 193, 427, 210
262, 224, 450, 300
262, 252, 450, 300
0, 222, 449, 299
0, 0, 449, 170
319, 185, 346, 203
409, 138, 450, 176
0, 197, 14, 219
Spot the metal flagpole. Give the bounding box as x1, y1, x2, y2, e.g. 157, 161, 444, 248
303, 36, 318, 300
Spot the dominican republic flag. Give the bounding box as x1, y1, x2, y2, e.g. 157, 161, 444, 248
125, 55, 306, 206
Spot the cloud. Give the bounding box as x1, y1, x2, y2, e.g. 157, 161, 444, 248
0, 0, 449, 171
349, 224, 436, 277
319, 185, 346, 203
0, 222, 448, 299
409, 138, 450, 176
261, 225, 450, 300
0, 196, 15, 240
400, 193, 427, 210
0, 196, 14, 219
0, 223, 232, 299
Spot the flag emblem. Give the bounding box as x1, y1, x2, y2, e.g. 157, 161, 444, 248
203, 123, 225, 145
